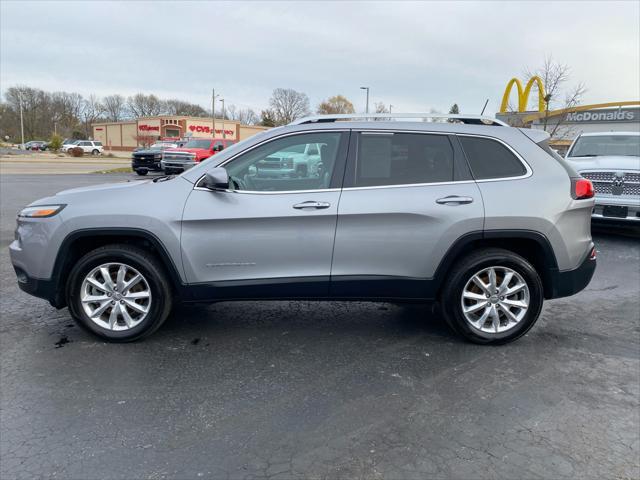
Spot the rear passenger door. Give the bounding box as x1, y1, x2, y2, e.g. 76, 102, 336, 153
330, 130, 484, 299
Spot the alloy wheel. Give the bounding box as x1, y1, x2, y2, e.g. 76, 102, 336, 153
460, 266, 530, 334
80, 262, 152, 331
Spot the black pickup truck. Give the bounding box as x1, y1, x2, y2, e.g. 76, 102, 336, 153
131, 141, 183, 176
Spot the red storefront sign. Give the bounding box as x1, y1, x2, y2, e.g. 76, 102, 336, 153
188, 125, 233, 136
139, 124, 160, 132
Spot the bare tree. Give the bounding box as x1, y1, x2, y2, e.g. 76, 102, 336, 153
225, 104, 259, 125
317, 95, 355, 114
127, 93, 165, 118
524, 56, 586, 139
103, 94, 127, 121
374, 102, 389, 114
268, 88, 310, 125
80, 95, 105, 138
165, 99, 208, 117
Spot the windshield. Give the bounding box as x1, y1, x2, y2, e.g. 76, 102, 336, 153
151, 142, 175, 149
568, 135, 640, 157
183, 139, 212, 149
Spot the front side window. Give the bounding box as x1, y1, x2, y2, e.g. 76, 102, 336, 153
568, 135, 640, 157
355, 132, 454, 187
459, 136, 527, 180
224, 132, 344, 192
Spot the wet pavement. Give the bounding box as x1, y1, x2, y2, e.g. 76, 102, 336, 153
1, 174, 639, 479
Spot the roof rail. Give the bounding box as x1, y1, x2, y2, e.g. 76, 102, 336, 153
290, 113, 508, 127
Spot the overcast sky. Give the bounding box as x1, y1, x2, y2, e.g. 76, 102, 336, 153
1, 1, 639, 115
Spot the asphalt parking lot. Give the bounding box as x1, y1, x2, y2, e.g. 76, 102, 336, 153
1, 173, 639, 480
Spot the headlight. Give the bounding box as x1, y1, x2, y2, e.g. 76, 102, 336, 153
18, 204, 66, 218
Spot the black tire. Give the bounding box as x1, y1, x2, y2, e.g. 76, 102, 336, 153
440, 248, 544, 345
135, 169, 148, 176
92, 149, 100, 155
296, 164, 308, 178
66, 244, 173, 342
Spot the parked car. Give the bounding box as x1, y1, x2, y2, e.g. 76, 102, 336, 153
61, 139, 79, 152
10, 114, 596, 344
131, 142, 179, 176
564, 131, 639, 223
161, 138, 236, 173
77, 140, 103, 155
22, 141, 46, 150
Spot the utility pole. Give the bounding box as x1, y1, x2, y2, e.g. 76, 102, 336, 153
389, 104, 393, 114
212, 88, 219, 139
360, 86, 370, 114
219, 98, 226, 139
18, 91, 25, 147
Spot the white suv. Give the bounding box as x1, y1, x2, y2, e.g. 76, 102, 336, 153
69, 140, 104, 155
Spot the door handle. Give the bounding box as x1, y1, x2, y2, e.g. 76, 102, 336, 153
436, 195, 474, 205
293, 201, 331, 210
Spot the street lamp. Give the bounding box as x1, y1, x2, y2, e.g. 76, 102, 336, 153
360, 86, 370, 114
219, 98, 226, 138
212, 88, 219, 138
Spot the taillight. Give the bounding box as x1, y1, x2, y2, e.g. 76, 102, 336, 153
572, 178, 594, 200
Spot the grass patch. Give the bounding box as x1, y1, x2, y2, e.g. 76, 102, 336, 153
91, 166, 133, 174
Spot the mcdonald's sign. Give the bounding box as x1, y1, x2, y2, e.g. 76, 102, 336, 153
499, 76, 547, 113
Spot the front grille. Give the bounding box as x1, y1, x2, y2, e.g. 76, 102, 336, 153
133, 154, 159, 164
162, 152, 195, 164
581, 171, 640, 196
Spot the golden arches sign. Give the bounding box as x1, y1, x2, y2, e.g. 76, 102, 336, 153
499, 76, 547, 113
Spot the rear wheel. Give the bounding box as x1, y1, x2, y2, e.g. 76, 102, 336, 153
440, 248, 543, 344
66, 244, 173, 342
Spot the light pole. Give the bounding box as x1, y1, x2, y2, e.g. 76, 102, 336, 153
219, 98, 226, 138
18, 91, 25, 147
389, 104, 393, 114
212, 88, 219, 138
360, 86, 370, 114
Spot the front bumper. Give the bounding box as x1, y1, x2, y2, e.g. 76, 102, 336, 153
161, 160, 197, 172
13, 265, 64, 308
591, 195, 640, 222
546, 246, 597, 299
132, 158, 162, 171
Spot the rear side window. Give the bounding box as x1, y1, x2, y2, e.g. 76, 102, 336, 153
459, 136, 526, 180
355, 133, 454, 187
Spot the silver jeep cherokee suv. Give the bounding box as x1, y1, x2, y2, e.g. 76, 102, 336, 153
10, 114, 597, 344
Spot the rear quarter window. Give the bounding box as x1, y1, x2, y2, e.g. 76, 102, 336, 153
459, 136, 527, 180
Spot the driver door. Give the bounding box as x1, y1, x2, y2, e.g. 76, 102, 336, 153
180, 130, 349, 298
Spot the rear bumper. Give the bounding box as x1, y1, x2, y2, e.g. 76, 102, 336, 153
546, 247, 597, 299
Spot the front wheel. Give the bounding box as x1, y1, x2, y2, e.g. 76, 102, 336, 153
66, 244, 173, 342
440, 248, 543, 344
92, 149, 100, 155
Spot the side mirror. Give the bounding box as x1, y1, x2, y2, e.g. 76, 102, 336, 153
202, 167, 229, 191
